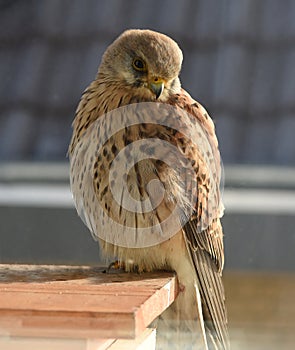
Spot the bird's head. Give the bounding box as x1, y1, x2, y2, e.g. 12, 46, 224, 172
97, 29, 183, 101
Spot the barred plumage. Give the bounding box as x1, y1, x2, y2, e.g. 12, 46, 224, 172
69, 29, 229, 350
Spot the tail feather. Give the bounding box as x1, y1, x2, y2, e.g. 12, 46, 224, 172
153, 285, 208, 350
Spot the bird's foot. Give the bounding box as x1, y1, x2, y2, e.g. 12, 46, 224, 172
106, 260, 125, 273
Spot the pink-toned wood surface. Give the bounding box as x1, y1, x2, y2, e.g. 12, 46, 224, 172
0, 265, 178, 340
0, 328, 156, 350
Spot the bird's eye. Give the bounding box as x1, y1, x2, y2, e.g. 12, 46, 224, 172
132, 58, 146, 71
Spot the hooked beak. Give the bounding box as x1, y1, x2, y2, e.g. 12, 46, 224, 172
149, 78, 164, 99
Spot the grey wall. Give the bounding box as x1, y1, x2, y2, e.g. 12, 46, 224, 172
0, 0, 295, 165
1, 205, 294, 272
1, 1, 295, 272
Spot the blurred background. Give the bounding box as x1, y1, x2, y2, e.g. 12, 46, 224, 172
0, 0, 295, 349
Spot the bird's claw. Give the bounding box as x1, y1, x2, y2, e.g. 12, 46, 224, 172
106, 260, 125, 273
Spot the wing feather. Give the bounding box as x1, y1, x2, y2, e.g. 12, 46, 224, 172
170, 90, 229, 349
185, 219, 229, 349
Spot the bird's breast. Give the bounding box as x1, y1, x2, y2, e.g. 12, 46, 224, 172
69, 100, 221, 250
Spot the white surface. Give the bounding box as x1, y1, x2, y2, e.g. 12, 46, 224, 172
0, 184, 294, 214
1, 163, 295, 187
0, 184, 73, 208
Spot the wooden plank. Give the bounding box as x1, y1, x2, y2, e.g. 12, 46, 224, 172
0, 337, 89, 350
108, 328, 156, 350
0, 265, 178, 340
0, 336, 116, 350
2, 265, 294, 349
0, 329, 155, 350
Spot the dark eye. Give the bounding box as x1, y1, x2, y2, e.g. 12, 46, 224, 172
132, 58, 146, 71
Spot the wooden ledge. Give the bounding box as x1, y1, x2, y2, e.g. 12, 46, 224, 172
0, 264, 178, 340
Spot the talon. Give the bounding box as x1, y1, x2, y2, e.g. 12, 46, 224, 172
107, 260, 125, 273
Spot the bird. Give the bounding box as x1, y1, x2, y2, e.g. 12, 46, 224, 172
69, 29, 229, 350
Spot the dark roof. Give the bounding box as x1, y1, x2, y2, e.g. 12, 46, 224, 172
0, 0, 295, 164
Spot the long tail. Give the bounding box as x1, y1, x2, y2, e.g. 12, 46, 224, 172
153, 284, 208, 350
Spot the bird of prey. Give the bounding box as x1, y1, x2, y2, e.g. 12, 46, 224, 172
69, 29, 229, 350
